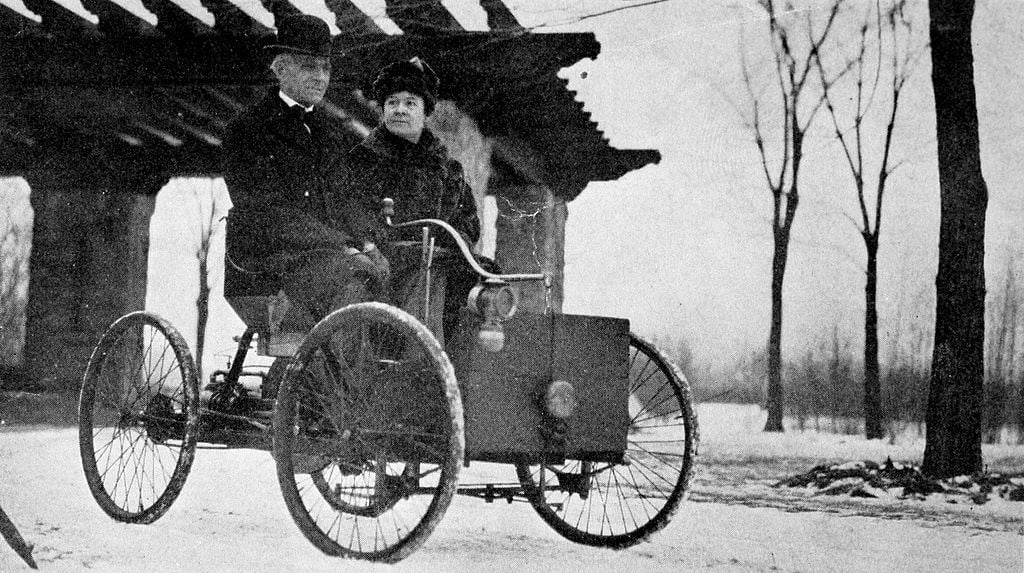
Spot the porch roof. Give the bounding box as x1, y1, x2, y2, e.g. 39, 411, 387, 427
0, 0, 660, 198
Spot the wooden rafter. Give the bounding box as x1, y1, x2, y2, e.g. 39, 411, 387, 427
0, 0, 659, 192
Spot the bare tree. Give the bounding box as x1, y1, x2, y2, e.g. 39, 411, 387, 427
813, 0, 925, 439
0, 190, 30, 369
194, 189, 212, 382
923, 0, 987, 478
184, 180, 229, 383
740, 0, 844, 431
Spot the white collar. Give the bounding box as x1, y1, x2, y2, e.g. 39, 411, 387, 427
279, 91, 314, 113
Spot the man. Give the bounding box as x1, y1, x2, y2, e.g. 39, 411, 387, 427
331, 57, 486, 342
223, 14, 387, 322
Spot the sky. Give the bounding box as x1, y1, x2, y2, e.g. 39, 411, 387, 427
520, 0, 1024, 367
137, 0, 1024, 376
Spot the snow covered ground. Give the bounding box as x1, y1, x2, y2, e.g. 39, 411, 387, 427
692, 404, 1023, 536
0, 403, 1020, 572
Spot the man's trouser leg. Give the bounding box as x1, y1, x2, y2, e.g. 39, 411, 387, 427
283, 250, 385, 322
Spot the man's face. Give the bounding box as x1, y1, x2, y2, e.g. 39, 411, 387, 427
383, 91, 427, 143
275, 53, 331, 107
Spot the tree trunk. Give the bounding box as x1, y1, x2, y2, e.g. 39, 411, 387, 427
923, 0, 987, 478
830, 327, 841, 433
864, 236, 883, 439
764, 228, 788, 432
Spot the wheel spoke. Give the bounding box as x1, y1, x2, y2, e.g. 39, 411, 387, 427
273, 303, 462, 563
79, 312, 199, 524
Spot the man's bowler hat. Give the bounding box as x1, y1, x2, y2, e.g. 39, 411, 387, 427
265, 14, 332, 58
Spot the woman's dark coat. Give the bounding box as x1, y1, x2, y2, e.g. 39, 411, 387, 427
332, 126, 480, 248
330, 125, 484, 341
223, 90, 355, 274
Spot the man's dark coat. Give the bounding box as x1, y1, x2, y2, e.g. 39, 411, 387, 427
223, 90, 355, 275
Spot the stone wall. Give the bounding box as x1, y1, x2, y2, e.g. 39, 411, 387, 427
22, 172, 156, 391
492, 185, 566, 314
429, 102, 566, 314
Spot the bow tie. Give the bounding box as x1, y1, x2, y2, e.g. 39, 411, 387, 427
289, 105, 314, 123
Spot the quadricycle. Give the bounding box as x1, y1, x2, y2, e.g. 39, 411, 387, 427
78, 199, 698, 563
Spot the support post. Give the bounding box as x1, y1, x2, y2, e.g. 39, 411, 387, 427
23, 170, 161, 391
492, 183, 566, 314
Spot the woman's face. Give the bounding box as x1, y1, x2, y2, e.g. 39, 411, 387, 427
383, 91, 426, 143
275, 53, 331, 107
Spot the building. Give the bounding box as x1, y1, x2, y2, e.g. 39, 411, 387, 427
0, 0, 659, 389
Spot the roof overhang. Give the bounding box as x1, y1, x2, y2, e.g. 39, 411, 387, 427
0, 0, 660, 197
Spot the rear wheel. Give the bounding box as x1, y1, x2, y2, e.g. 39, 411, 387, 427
79, 311, 200, 524
516, 333, 698, 547
274, 302, 463, 563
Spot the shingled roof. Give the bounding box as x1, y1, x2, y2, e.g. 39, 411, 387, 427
0, 0, 659, 199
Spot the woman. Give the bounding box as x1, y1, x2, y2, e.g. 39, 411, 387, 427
332, 57, 487, 342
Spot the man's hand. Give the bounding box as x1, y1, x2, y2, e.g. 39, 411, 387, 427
347, 243, 390, 287
362, 244, 390, 278
346, 242, 376, 256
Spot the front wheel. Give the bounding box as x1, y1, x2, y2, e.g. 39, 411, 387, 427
78, 311, 200, 524
273, 302, 464, 563
516, 333, 698, 547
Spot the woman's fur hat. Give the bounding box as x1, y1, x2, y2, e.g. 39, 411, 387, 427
372, 57, 440, 115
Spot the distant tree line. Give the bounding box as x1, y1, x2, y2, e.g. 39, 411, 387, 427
659, 252, 1023, 444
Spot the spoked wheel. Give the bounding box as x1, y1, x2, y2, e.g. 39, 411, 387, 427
78, 311, 200, 524
516, 333, 698, 548
273, 302, 464, 563
262, 357, 293, 401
